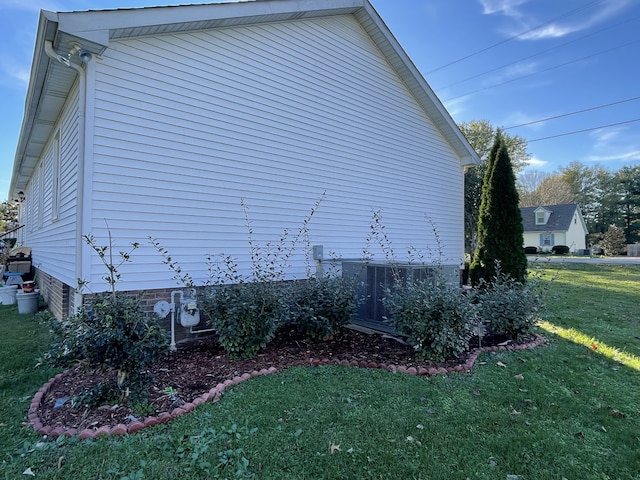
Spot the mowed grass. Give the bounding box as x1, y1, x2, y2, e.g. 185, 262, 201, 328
2, 262, 640, 479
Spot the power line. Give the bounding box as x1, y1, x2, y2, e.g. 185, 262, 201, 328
503, 96, 640, 130
426, 0, 603, 75
527, 118, 640, 143
438, 13, 640, 91
442, 38, 640, 102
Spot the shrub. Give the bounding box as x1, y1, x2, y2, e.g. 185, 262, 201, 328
600, 225, 627, 256
287, 275, 360, 340
551, 245, 570, 255
48, 292, 169, 401
199, 281, 286, 358
524, 246, 538, 254
473, 266, 545, 342
47, 229, 169, 402
383, 276, 476, 361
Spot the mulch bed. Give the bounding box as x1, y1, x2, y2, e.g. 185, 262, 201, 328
29, 327, 544, 439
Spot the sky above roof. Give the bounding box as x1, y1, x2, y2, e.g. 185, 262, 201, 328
1, 0, 639, 199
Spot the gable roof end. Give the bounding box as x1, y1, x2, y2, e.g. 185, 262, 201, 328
9, 0, 480, 198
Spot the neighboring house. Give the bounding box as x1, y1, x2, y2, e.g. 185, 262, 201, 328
521, 204, 588, 253
9, 0, 479, 326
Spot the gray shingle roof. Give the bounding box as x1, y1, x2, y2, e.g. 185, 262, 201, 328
520, 203, 579, 232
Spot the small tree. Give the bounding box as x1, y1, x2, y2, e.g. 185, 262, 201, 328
470, 132, 527, 284
600, 225, 627, 256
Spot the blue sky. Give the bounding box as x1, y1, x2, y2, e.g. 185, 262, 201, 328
1, 0, 639, 199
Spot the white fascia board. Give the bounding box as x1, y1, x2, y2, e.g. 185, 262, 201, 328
55, 0, 364, 39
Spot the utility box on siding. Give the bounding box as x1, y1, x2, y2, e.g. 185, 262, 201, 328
342, 261, 437, 333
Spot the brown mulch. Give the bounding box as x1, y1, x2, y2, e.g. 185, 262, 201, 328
35, 327, 518, 434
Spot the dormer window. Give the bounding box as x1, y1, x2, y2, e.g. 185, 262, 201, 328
534, 207, 551, 225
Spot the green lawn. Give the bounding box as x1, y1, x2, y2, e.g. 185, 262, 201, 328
2, 262, 640, 479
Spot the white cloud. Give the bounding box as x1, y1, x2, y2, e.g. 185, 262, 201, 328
483, 61, 539, 86
587, 150, 640, 162
479, 0, 633, 41
501, 111, 547, 131
442, 97, 467, 120
479, 0, 530, 17
584, 124, 640, 166
589, 127, 622, 148
524, 157, 549, 169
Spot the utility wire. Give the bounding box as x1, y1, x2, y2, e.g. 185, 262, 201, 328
426, 0, 603, 74
504, 96, 640, 130
438, 13, 640, 90
527, 118, 640, 143
442, 38, 640, 102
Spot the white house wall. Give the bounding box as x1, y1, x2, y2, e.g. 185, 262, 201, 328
565, 216, 587, 251
18, 85, 80, 286
87, 15, 464, 291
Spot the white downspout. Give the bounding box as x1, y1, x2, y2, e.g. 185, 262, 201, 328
44, 41, 88, 313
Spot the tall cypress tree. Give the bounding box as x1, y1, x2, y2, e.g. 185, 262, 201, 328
470, 132, 527, 284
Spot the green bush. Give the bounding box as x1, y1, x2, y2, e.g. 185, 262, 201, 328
47, 292, 169, 401
46, 230, 169, 403
552, 245, 570, 255
383, 277, 476, 361
287, 276, 360, 340
473, 268, 544, 341
524, 246, 538, 254
199, 281, 286, 358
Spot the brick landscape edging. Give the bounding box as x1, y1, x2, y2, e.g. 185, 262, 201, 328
29, 334, 545, 438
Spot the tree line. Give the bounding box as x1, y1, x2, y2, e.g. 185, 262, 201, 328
460, 120, 640, 249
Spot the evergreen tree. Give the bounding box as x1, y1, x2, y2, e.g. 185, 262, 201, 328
470, 132, 527, 284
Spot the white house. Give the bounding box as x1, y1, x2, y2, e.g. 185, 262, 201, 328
521, 204, 588, 253
9, 0, 479, 323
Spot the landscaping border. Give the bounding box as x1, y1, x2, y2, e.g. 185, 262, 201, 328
28, 334, 545, 438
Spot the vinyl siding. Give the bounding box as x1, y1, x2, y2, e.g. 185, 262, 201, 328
19, 85, 80, 286
88, 15, 464, 291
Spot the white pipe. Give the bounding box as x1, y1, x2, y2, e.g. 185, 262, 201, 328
44, 41, 88, 314
169, 290, 183, 351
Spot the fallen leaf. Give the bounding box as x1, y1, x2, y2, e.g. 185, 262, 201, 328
329, 443, 341, 454
57, 456, 64, 470
511, 409, 521, 415
498, 340, 511, 346
406, 436, 415, 443
574, 431, 585, 438
506, 475, 523, 480
416, 424, 424, 430
23, 468, 35, 476
517, 357, 527, 362
609, 408, 627, 419
472, 389, 481, 396
513, 374, 524, 381
497, 361, 507, 368
346, 448, 354, 454
487, 457, 497, 468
